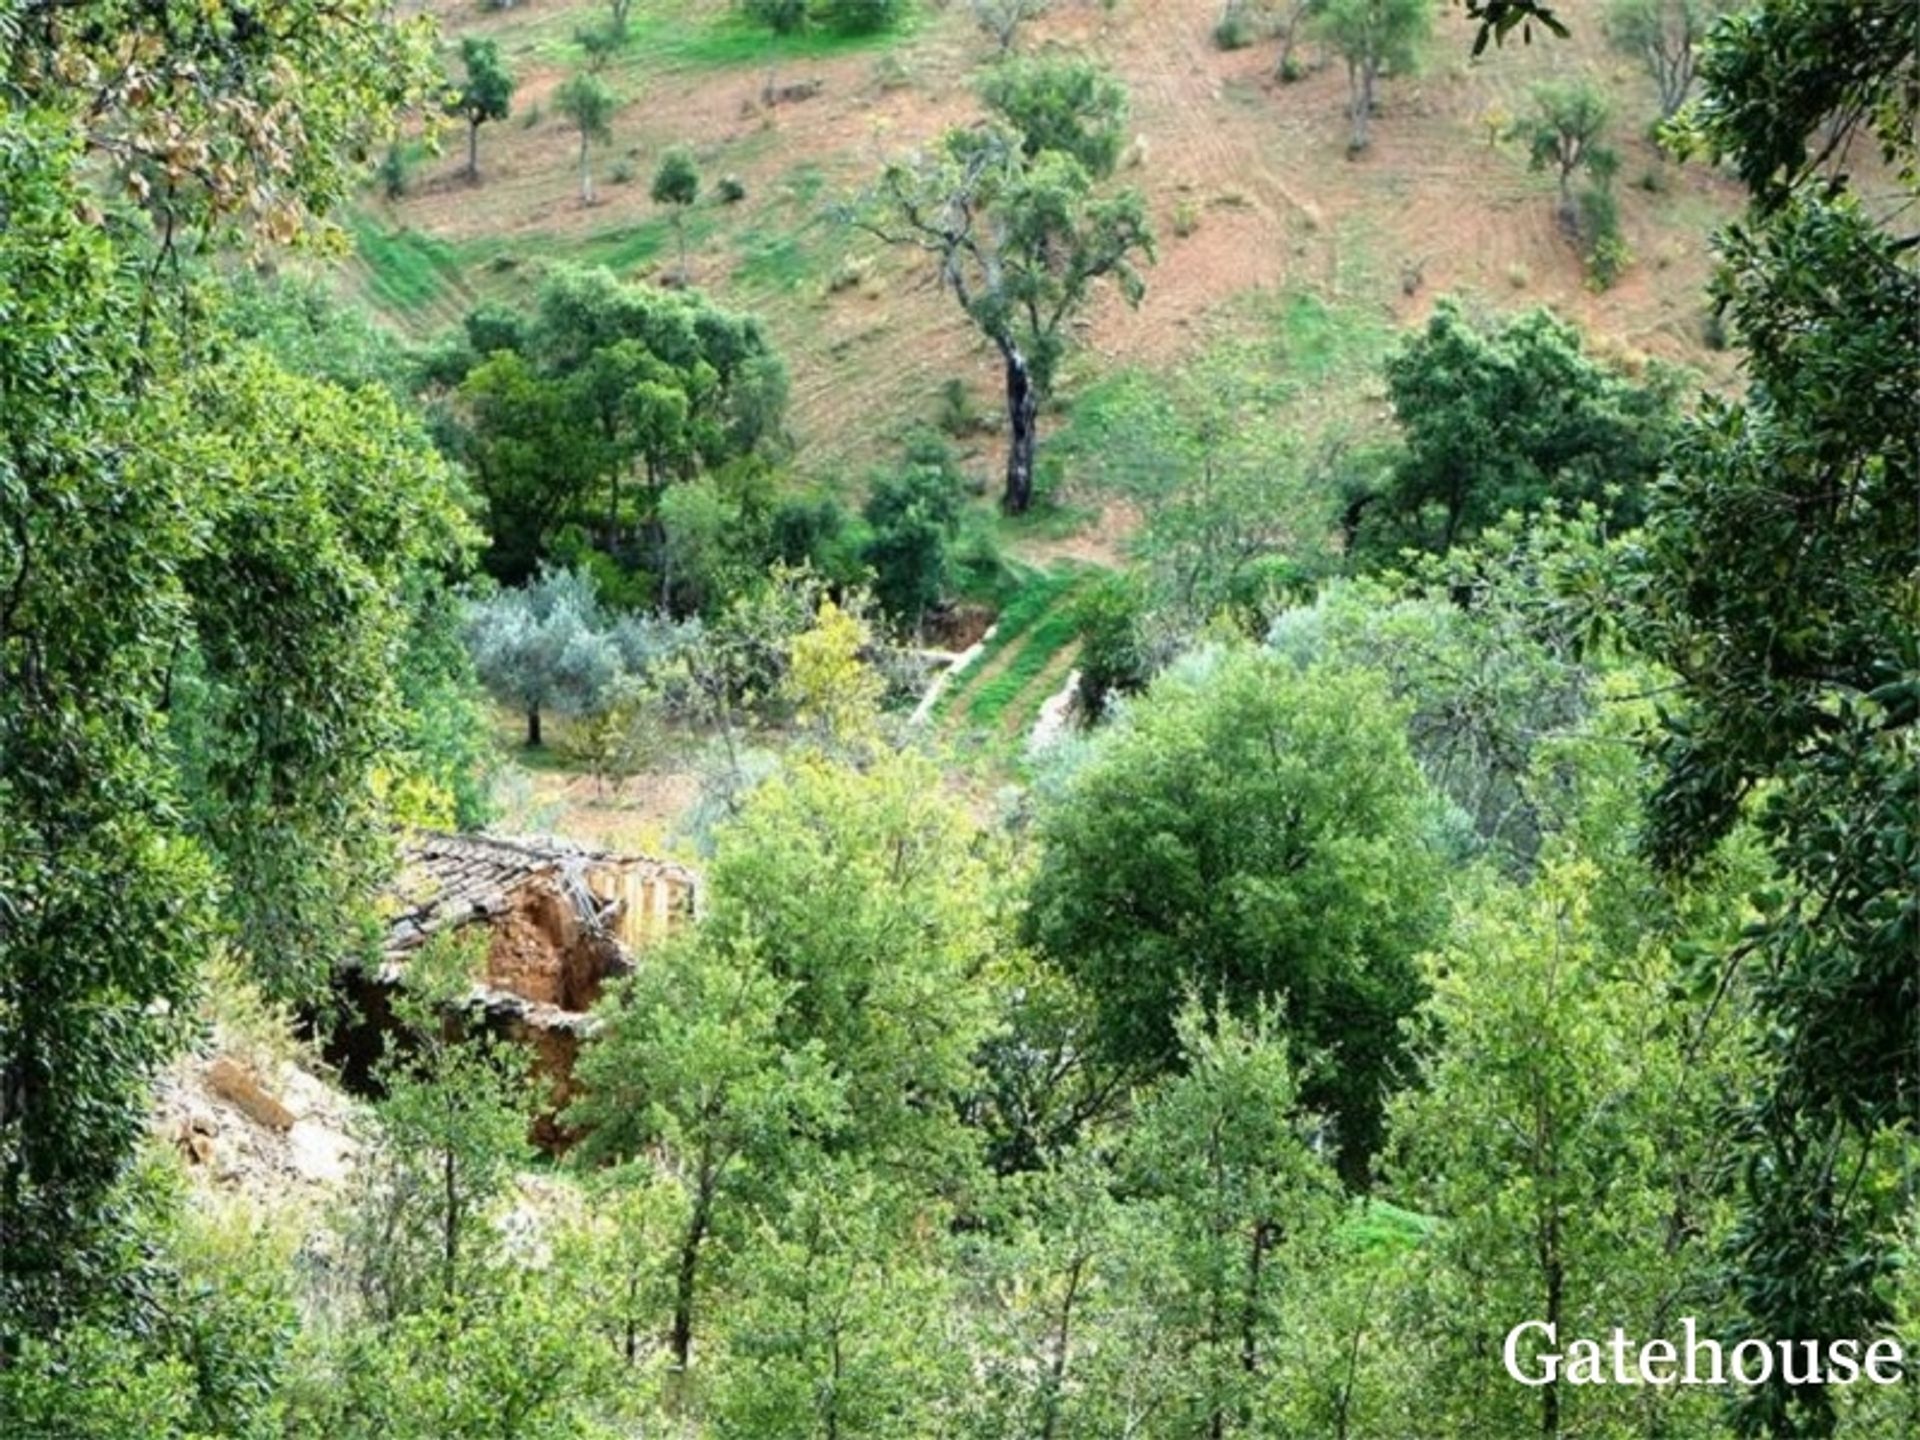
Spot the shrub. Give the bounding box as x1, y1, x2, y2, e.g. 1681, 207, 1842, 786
1172, 199, 1200, 237
1213, 5, 1258, 49
819, 0, 905, 34
717, 173, 748, 203
1072, 571, 1148, 719
610, 156, 636, 185
936, 376, 988, 437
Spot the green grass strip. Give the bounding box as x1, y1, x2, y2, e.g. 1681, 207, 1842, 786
964, 607, 1079, 729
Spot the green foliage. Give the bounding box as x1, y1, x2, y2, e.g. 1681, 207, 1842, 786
1521, 77, 1616, 228
978, 53, 1130, 180
163, 352, 477, 999
3, 0, 443, 248
556, 71, 617, 204
651, 147, 701, 210
1028, 647, 1447, 1180
1071, 571, 1149, 718
1272, 510, 1627, 868
1385, 860, 1747, 1439
861, 434, 966, 628
702, 749, 1004, 1178
570, 931, 842, 1366
1352, 298, 1680, 559
1119, 1002, 1342, 1437
1636, 10, 1920, 1426
448, 266, 787, 588
344, 937, 535, 1322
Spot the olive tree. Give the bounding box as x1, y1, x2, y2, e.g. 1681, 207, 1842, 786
857, 117, 1152, 514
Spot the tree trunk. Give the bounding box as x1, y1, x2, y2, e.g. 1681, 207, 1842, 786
579, 131, 595, 206
1348, 59, 1373, 154
1002, 344, 1039, 515
669, 1184, 713, 1369
467, 118, 480, 181
526, 705, 542, 748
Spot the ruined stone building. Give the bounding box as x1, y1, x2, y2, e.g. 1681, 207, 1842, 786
328, 832, 696, 1146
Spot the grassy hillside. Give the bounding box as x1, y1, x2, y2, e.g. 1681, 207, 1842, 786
340, 1, 1739, 510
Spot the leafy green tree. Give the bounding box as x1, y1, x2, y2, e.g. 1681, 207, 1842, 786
0, 1, 474, 1348
1353, 298, 1679, 558
164, 353, 477, 999
702, 749, 1005, 1182
713, 1165, 965, 1438
1060, 359, 1333, 631
1639, 4, 1919, 1431
1521, 77, 1615, 230
978, 53, 1130, 179
651, 146, 701, 275
1604, 0, 1724, 121
1070, 571, 1150, 720
3, 0, 442, 248
859, 126, 1153, 513
0, 109, 219, 1337
452, 36, 514, 182
1310, 0, 1434, 153
450, 267, 788, 589
344, 937, 534, 1322
1385, 862, 1747, 1440
556, 71, 616, 206
1120, 1002, 1341, 1439
1027, 648, 1447, 1182
1272, 510, 1626, 868
570, 932, 843, 1369
861, 434, 966, 629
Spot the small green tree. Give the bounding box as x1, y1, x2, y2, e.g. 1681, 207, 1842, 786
451, 36, 513, 182
1353, 298, 1679, 558
651, 145, 701, 275
346, 935, 535, 1322
1522, 77, 1614, 229
556, 71, 616, 205
569, 931, 842, 1370
1311, 0, 1434, 154
1120, 1002, 1341, 1439
860, 434, 966, 630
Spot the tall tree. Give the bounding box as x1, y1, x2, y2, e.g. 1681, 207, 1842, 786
858, 122, 1152, 514
1387, 863, 1749, 1440
1311, 0, 1434, 154
452, 37, 515, 182
1027, 648, 1447, 1183
556, 72, 616, 206
1638, 3, 1919, 1432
